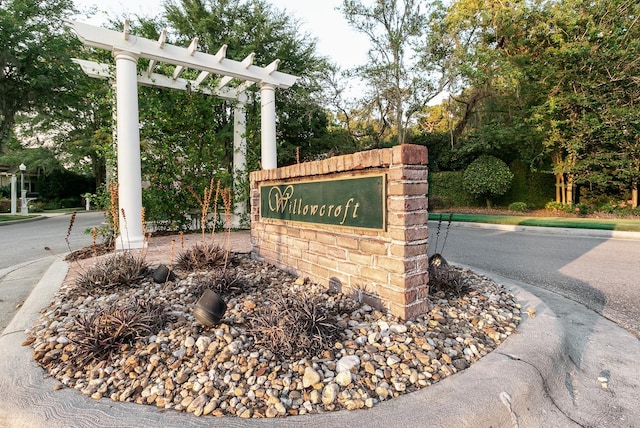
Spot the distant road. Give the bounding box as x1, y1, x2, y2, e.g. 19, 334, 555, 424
0, 211, 106, 269
432, 222, 640, 337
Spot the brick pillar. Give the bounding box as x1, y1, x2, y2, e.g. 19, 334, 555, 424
386, 145, 429, 319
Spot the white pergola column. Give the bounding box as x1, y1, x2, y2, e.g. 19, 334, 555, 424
10, 175, 17, 215
232, 93, 248, 228
260, 83, 277, 169
114, 50, 145, 250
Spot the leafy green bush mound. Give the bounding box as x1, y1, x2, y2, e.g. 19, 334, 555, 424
508, 202, 528, 212
463, 155, 514, 208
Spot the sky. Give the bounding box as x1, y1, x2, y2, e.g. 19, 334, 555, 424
71, 0, 371, 71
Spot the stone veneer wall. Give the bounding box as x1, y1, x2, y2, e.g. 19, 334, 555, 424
249, 144, 429, 320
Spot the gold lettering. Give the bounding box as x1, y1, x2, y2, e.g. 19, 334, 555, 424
268, 185, 294, 213
340, 198, 354, 224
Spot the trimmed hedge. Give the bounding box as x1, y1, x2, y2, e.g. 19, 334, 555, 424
496, 160, 555, 209
428, 171, 475, 208
429, 161, 555, 209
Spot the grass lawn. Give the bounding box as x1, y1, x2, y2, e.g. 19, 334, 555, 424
429, 212, 640, 232
0, 214, 35, 222
0, 208, 83, 222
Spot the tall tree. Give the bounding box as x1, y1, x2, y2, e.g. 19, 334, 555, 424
526, 0, 640, 206
341, 0, 448, 146
163, 0, 334, 166
431, 0, 545, 158
0, 0, 81, 152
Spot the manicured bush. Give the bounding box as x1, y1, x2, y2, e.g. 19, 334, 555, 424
508, 202, 528, 212
463, 155, 513, 208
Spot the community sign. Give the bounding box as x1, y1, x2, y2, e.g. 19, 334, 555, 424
260, 174, 386, 230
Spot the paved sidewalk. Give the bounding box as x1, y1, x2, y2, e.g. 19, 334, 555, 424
1, 230, 639, 427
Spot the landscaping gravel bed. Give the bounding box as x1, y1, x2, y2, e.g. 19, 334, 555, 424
25, 253, 522, 419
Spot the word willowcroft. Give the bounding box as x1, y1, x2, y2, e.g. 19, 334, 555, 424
259, 174, 386, 230
268, 185, 361, 225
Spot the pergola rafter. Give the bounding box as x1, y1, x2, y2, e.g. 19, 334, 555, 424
65, 21, 297, 89
65, 20, 299, 250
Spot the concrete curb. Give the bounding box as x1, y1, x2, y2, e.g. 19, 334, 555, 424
445, 221, 640, 240
0, 215, 49, 227
0, 259, 573, 427
0, 210, 97, 227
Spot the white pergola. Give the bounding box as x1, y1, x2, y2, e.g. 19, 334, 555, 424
65, 20, 298, 249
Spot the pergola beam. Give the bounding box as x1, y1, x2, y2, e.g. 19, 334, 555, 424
72, 58, 241, 100
65, 20, 297, 89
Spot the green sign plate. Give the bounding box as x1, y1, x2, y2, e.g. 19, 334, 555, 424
260, 174, 386, 230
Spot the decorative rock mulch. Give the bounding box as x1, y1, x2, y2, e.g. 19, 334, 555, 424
25, 252, 521, 419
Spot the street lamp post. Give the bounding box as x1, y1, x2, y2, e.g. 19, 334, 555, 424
19, 163, 27, 216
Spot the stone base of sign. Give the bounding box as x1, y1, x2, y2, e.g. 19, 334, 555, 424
250, 144, 429, 320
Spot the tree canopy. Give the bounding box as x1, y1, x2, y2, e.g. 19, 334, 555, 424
0, 0, 81, 153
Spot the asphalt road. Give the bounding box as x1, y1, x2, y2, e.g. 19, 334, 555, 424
431, 222, 640, 337
0, 211, 106, 331
0, 211, 106, 269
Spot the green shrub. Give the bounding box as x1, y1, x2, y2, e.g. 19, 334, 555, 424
508, 202, 528, 212
428, 195, 453, 210
545, 201, 599, 216
28, 201, 45, 212
463, 155, 514, 208
497, 160, 555, 209
545, 201, 564, 211
429, 171, 475, 207
574, 203, 592, 216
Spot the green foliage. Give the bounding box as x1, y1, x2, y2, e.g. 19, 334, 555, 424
463, 155, 513, 207
0, 0, 82, 152
544, 201, 565, 212
428, 171, 474, 207
594, 200, 640, 217
36, 169, 94, 205
341, 0, 446, 145
529, 0, 640, 194
0, 185, 9, 198
97, 1, 339, 228
508, 202, 528, 212
163, 0, 334, 166
546, 199, 640, 217
27, 201, 45, 212
497, 160, 555, 209
0, 146, 63, 177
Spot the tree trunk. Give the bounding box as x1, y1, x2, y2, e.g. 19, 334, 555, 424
566, 174, 574, 205
632, 181, 638, 209
556, 173, 563, 203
